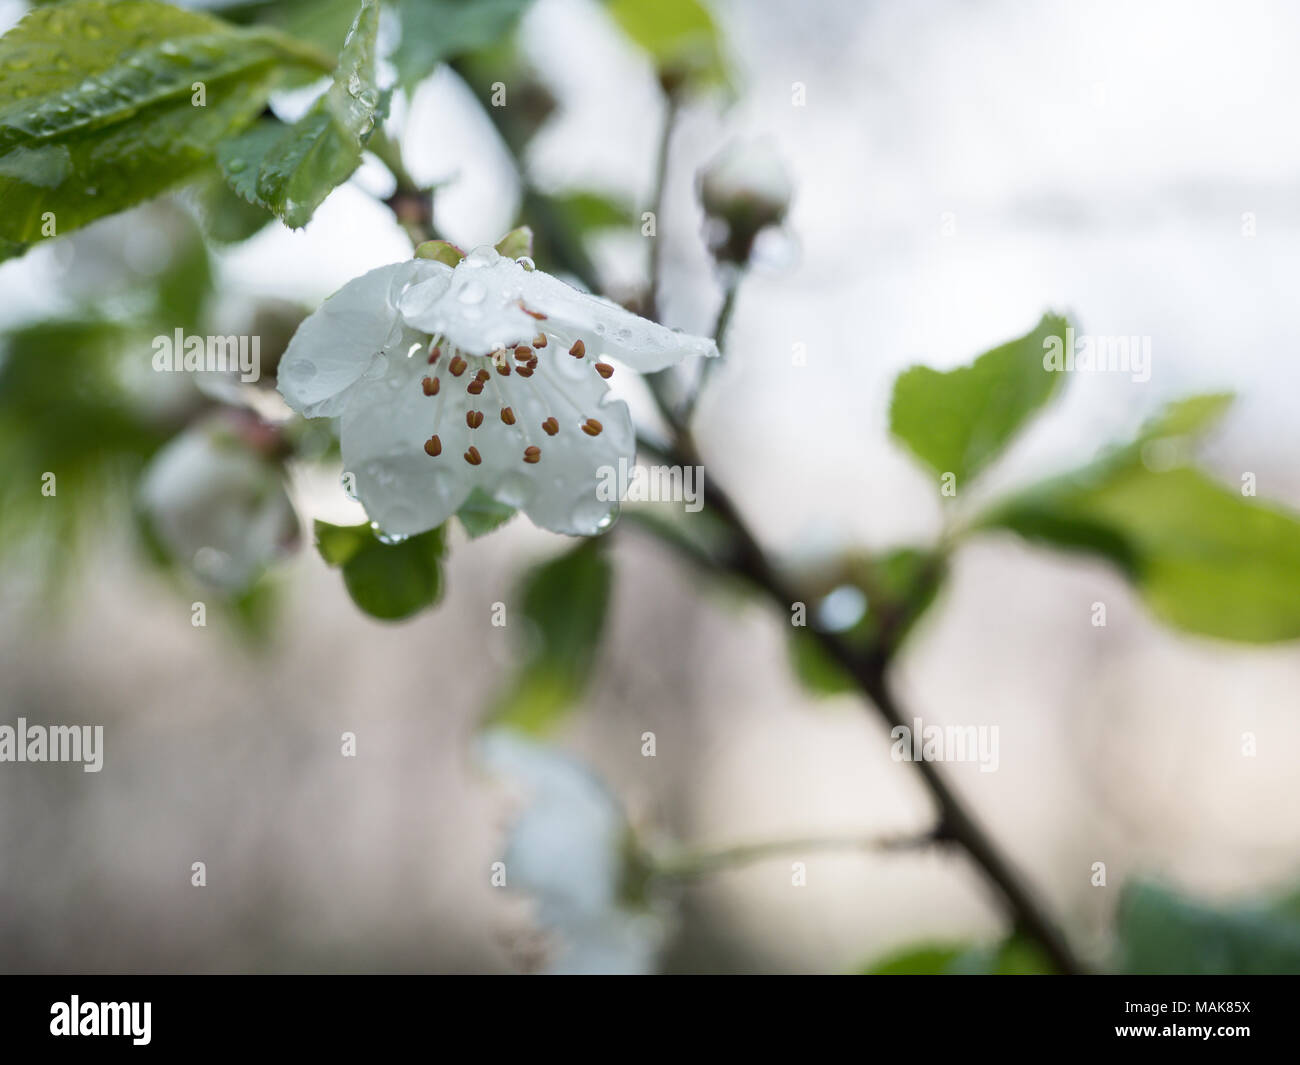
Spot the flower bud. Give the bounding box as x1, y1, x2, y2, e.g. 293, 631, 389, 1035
140, 414, 299, 590
698, 138, 793, 263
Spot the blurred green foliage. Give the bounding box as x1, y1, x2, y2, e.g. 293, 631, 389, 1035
864, 931, 1055, 975
489, 539, 612, 734
1117, 881, 1300, 975
978, 395, 1300, 642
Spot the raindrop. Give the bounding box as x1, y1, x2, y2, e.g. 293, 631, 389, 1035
347, 73, 363, 97
572, 498, 613, 532
291, 360, 317, 381
515, 255, 535, 272
371, 523, 410, 546
816, 585, 868, 632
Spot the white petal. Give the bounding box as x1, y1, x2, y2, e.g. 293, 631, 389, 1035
338, 349, 492, 537
399, 246, 718, 371
338, 336, 632, 538
510, 266, 719, 372
278, 260, 451, 418
398, 246, 540, 356
487, 351, 634, 536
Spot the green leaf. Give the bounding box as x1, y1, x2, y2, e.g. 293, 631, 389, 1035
890, 314, 1069, 489
863, 932, 1055, 974
392, 0, 533, 91
976, 396, 1300, 642
551, 190, 638, 233
606, 0, 729, 88
456, 487, 517, 539
560, 191, 638, 229
1137, 391, 1233, 442
490, 540, 612, 734
0, 0, 328, 255
217, 0, 382, 229
863, 943, 969, 975
1118, 881, 1300, 975
194, 171, 275, 245
314, 519, 447, 621
213, 0, 370, 82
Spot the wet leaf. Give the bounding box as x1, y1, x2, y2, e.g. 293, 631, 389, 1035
0, 0, 328, 254
217, 0, 382, 229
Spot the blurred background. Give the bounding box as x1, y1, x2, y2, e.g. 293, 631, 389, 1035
1, 0, 1298, 972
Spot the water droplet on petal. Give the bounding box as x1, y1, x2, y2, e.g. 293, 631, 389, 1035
290, 360, 317, 381
371, 522, 410, 546
572, 498, 614, 532
515, 255, 535, 271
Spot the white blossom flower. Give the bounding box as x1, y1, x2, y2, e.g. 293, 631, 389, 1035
480, 729, 669, 975
277, 246, 717, 537
140, 416, 298, 589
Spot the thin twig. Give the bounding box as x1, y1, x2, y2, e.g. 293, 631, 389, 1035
652, 829, 938, 881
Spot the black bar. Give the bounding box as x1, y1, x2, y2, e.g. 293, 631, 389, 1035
0, 975, 1291, 1052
